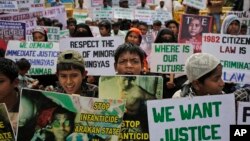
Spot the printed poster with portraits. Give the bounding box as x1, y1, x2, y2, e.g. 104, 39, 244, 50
99, 75, 163, 140
17, 89, 126, 141
0, 103, 15, 141
178, 14, 212, 53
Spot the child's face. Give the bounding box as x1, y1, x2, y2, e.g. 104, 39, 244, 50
115, 51, 143, 75
57, 69, 84, 94
0, 74, 18, 102
168, 23, 178, 35
99, 26, 110, 36
227, 20, 240, 35
194, 65, 224, 96
153, 24, 161, 32
67, 23, 76, 33
126, 32, 140, 45
188, 19, 203, 37
138, 25, 148, 35
33, 32, 46, 42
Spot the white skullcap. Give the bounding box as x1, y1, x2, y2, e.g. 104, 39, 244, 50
185, 53, 220, 82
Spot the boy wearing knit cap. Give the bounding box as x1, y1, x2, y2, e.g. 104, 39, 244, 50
172, 53, 225, 98
54, 50, 98, 97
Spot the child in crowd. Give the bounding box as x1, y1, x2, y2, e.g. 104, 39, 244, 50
173, 53, 225, 98
16, 58, 39, 89
0, 58, 20, 134
48, 50, 98, 97
98, 20, 112, 37
221, 14, 241, 35
0, 58, 19, 112
124, 28, 149, 73
152, 20, 162, 40
114, 43, 145, 75
165, 20, 179, 40
32, 27, 48, 42
125, 28, 142, 46
138, 21, 153, 56
111, 21, 126, 36
67, 18, 77, 37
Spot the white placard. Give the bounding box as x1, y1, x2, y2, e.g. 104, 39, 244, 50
237, 102, 250, 125
202, 33, 250, 84
147, 94, 235, 141
59, 36, 124, 75
5, 41, 59, 75
150, 43, 193, 73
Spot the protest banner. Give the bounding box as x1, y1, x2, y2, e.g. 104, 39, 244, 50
152, 10, 172, 25
0, 5, 67, 29
91, 7, 113, 20
134, 9, 154, 25
99, 75, 163, 140
112, 0, 138, 7
0, 0, 19, 13
113, 7, 134, 20
26, 26, 60, 42
0, 103, 15, 141
0, 20, 26, 50
73, 10, 88, 24
225, 11, 250, 35
147, 94, 235, 141
17, 0, 30, 12
60, 36, 123, 75
5, 41, 59, 75
183, 0, 207, 10
202, 33, 250, 84
237, 102, 250, 125
150, 43, 193, 73
19, 18, 37, 40
17, 89, 126, 141
178, 14, 213, 53
30, 0, 45, 12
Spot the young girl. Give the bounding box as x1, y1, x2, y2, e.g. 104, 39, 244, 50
165, 20, 179, 41
32, 27, 48, 42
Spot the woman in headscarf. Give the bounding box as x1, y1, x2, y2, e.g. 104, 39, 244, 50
73, 23, 93, 37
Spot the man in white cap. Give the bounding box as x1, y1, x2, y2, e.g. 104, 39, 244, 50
172, 53, 225, 98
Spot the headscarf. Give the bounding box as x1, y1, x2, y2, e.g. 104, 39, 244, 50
221, 14, 241, 34
154, 28, 176, 43
74, 23, 93, 37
